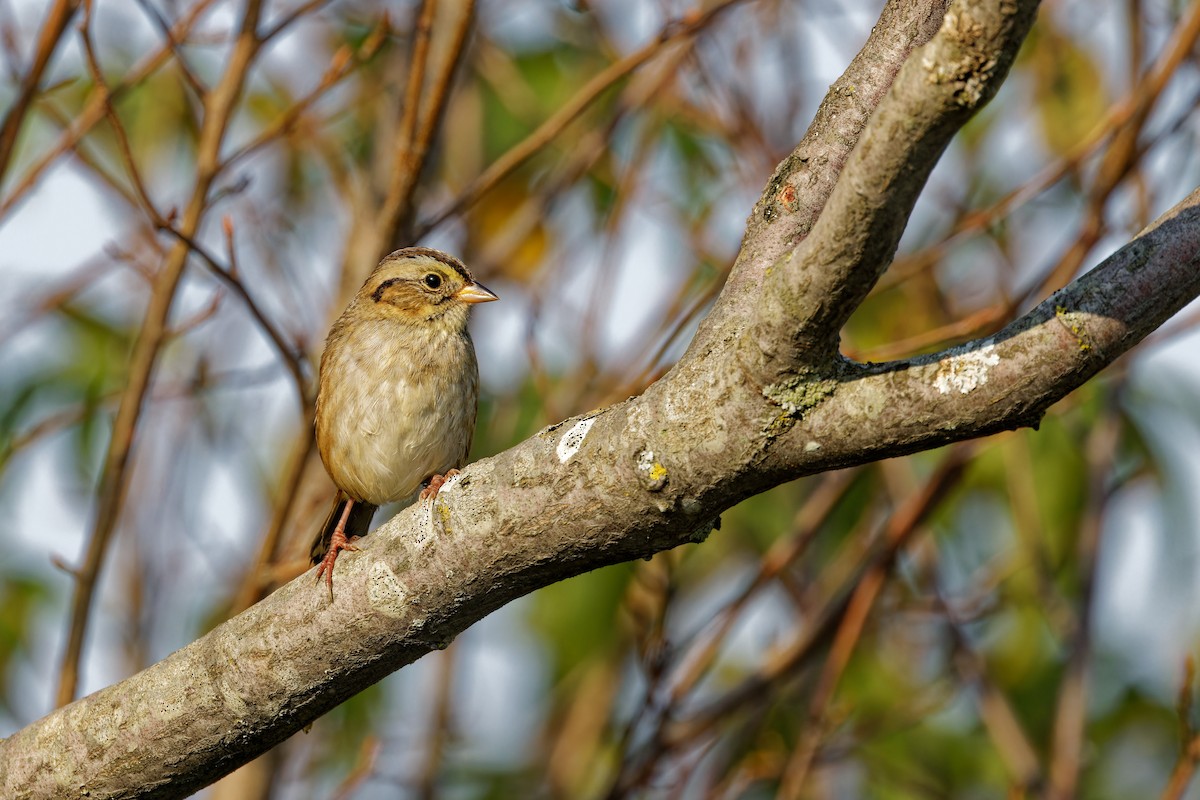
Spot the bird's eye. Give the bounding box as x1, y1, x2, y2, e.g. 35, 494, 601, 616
423, 273, 442, 290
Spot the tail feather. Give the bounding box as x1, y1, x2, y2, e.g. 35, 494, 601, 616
310, 492, 377, 565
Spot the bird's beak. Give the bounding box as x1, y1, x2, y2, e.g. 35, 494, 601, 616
455, 282, 499, 304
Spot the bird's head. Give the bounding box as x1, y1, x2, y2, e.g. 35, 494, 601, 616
358, 247, 498, 328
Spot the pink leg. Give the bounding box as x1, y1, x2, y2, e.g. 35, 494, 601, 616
419, 469, 460, 501
315, 498, 360, 595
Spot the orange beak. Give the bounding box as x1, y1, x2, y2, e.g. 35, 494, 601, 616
455, 282, 499, 304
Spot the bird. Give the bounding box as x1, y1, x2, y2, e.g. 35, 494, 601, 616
310, 247, 497, 594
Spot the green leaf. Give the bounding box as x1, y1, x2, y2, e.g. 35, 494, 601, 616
1022, 23, 1108, 157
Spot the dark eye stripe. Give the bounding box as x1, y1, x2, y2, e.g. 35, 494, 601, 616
372, 277, 403, 303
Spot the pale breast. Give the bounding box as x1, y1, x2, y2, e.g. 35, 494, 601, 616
316, 319, 478, 505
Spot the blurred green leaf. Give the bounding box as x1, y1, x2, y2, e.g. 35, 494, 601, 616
529, 562, 632, 679
1022, 23, 1108, 157
0, 573, 52, 717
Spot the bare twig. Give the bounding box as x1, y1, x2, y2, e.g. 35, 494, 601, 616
0, 0, 219, 219
1161, 658, 1200, 800
415, 0, 747, 237
55, 0, 266, 708
1046, 413, 1122, 800
0, 0, 82, 183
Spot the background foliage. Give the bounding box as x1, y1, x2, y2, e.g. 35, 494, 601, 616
2, 0, 1200, 797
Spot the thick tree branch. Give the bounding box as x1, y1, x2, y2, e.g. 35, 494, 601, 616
695, 0, 949, 351
5, 1, 1200, 797
766, 187, 1200, 473
747, 0, 1039, 366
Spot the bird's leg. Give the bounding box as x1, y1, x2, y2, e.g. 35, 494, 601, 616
315, 498, 360, 595
419, 469, 460, 501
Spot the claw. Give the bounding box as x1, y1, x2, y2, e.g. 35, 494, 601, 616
315, 499, 361, 598
419, 469, 460, 501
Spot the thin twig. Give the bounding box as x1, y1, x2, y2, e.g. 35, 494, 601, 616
379, 0, 436, 230
55, 0, 266, 708
381, 0, 476, 247
225, 19, 391, 169
0, 0, 82, 183
777, 447, 973, 797
1161, 658, 1200, 800
78, 18, 312, 405
1045, 413, 1122, 800
414, 0, 747, 237
0, 0, 219, 219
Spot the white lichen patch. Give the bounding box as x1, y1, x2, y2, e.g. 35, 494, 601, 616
367, 560, 409, 618
557, 416, 596, 462
934, 341, 1000, 395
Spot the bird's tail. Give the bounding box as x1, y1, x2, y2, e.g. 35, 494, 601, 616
309, 492, 377, 565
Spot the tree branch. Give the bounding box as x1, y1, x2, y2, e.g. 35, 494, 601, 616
693, 0, 949, 352
0, 0, 82, 183
54, 0, 265, 709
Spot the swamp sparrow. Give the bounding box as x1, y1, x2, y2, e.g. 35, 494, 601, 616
310, 247, 497, 592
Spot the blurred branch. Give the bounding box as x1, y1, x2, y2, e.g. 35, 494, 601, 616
938, 577, 1043, 790
1046, 413, 1121, 800
260, 0, 333, 43
225, 18, 391, 169
377, 0, 437, 242
0, 256, 116, 349
776, 448, 970, 798
0, 0, 81, 184
77, 8, 302, 399
0, 0, 219, 219
1015, 0, 1200, 308
159, 220, 312, 403
225, 428, 316, 614
54, 0, 266, 709
606, 469, 860, 795
328, 735, 381, 800
131, 0, 207, 99
415, 0, 749, 237
1163, 658, 1200, 800
880, 0, 1200, 296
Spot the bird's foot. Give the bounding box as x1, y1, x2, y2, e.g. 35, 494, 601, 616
315, 528, 360, 597
420, 469, 460, 501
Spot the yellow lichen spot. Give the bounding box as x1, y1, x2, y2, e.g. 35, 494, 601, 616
636, 450, 669, 492
1055, 304, 1092, 351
